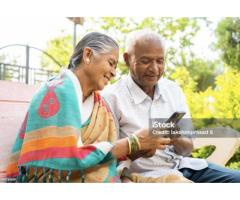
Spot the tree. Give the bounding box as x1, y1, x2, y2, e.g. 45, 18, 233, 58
41, 17, 218, 91
40, 35, 73, 71
184, 58, 220, 91
93, 17, 202, 70
169, 66, 215, 120
0, 54, 5, 62
215, 17, 240, 69
212, 68, 240, 120
0, 53, 20, 81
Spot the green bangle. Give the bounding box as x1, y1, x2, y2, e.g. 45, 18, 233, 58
128, 134, 140, 155
127, 137, 131, 155
133, 134, 141, 150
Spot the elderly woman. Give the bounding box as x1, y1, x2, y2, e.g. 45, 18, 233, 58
6, 32, 171, 183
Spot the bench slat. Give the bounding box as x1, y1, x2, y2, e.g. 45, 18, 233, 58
0, 80, 40, 102
0, 81, 39, 174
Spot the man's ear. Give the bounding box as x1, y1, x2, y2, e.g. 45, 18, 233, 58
83, 47, 92, 64
123, 52, 130, 67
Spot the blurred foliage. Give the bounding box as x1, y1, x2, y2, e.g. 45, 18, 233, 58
227, 161, 240, 170
171, 67, 240, 121
0, 53, 19, 81
227, 147, 240, 169
216, 18, 240, 69
192, 145, 216, 159
40, 35, 73, 71
212, 69, 240, 120
0, 54, 6, 62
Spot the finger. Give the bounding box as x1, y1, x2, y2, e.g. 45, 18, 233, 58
157, 144, 167, 150
157, 137, 171, 144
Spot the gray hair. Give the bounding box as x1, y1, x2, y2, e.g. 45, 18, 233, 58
68, 32, 119, 69
125, 29, 165, 53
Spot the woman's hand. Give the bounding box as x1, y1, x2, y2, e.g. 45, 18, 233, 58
128, 148, 156, 161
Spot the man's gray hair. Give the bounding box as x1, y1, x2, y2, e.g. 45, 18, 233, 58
125, 29, 165, 53
68, 32, 119, 69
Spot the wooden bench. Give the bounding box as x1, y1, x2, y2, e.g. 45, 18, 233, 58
0, 80, 40, 182
0, 80, 240, 182
193, 128, 240, 166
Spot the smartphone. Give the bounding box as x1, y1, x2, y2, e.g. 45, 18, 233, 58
162, 111, 186, 138
165, 111, 186, 124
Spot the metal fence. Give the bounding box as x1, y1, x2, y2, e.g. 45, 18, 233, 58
0, 44, 62, 85
0, 63, 58, 85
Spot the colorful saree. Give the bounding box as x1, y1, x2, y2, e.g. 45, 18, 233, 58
6, 69, 120, 183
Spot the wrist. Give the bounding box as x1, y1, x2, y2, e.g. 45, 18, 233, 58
127, 134, 141, 155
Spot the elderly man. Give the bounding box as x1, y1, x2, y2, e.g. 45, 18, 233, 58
102, 30, 240, 183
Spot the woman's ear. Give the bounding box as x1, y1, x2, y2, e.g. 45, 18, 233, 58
83, 47, 92, 64
123, 52, 130, 67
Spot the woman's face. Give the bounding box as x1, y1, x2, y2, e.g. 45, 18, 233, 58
86, 49, 119, 91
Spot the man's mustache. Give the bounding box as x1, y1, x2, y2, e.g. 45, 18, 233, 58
144, 74, 161, 76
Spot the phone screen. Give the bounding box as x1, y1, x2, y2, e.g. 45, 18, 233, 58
165, 112, 186, 124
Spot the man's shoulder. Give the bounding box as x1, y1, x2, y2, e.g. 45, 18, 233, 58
102, 75, 128, 97
158, 78, 182, 91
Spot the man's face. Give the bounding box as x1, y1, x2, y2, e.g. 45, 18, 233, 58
126, 39, 164, 89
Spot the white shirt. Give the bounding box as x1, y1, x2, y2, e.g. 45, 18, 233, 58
102, 74, 207, 177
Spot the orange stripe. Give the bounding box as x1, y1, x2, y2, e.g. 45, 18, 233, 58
24, 126, 80, 143
21, 136, 77, 155
9, 151, 20, 164
6, 162, 18, 175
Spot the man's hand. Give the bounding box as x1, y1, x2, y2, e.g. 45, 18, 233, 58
142, 148, 156, 158
170, 137, 193, 156
160, 125, 193, 156
135, 129, 171, 150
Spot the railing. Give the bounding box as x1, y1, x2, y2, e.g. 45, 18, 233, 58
0, 63, 59, 85
0, 44, 62, 85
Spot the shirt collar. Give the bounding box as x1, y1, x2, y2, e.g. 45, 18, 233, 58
126, 74, 167, 104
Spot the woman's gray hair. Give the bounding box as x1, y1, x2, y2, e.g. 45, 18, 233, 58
68, 32, 119, 69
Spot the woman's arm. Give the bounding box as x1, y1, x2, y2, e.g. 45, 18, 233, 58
111, 138, 129, 158
111, 129, 171, 159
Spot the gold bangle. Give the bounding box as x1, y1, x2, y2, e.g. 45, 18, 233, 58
128, 135, 139, 155
132, 134, 141, 150
127, 137, 131, 155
